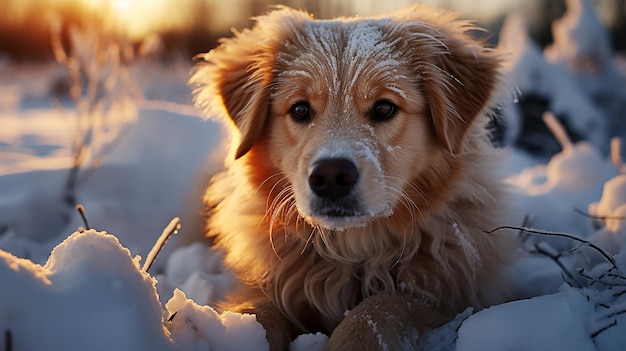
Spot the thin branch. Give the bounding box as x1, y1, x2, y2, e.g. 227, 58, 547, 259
611, 137, 623, 174
597, 271, 626, 283
601, 308, 626, 320
576, 269, 626, 288
139, 99, 201, 117
532, 242, 577, 283
573, 208, 626, 221
142, 217, 181, 273
591, 319, 617, 339
4, 329, 12, 351
51, 18, 139, 209
75, 204, 91, 230
543, 111, 573, 152
485, 226, 618, 270
517, 214, 534, 245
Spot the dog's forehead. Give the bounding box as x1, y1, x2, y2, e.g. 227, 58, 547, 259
309, 19, 393, 57
274, 18, 410, 99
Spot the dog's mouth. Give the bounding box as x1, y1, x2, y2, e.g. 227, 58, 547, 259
304, 211, 371, 231
314, 200, 366, 220
303, 200, 392, 231
318, 207, 360, 218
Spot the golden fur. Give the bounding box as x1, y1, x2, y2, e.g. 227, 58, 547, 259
190, 6, 515, 350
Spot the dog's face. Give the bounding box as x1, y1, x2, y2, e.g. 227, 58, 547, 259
267, 21, 434, 230
192, 7, 500, 232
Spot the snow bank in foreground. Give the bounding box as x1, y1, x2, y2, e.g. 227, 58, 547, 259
0, 228, 480, 351
0, 230, 270, 351
0, 230, 173, 350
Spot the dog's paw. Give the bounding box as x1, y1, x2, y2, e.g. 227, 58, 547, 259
325, 311, 407, 351
325, 294, 447, 351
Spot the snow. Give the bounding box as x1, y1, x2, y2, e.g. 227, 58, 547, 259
0, 230, 174, 351
497, 13, 608, 152
507, 142, 616, 240
2, 0, 626, 350
0, 230, 266, 351
290, 333, 329, 351
457, 286, 596, 351
165, 289, 269, 351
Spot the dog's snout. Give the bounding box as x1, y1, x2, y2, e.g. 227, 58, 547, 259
308, 159, 358, 201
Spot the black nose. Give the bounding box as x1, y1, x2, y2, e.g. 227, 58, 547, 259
308, 158, 359, 201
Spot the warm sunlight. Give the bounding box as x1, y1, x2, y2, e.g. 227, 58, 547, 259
112, 0, 132, 11
2, 0, 536, 50
78, 0, 172, 39
2, 0, 626, 350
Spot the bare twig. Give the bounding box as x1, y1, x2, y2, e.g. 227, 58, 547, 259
597, 271, 626, 284
139, 99, 201, 117
517, 214, 534, 245
577, 269, 626, 288
75, 204, 91, 231
591, 319, 617, 339
573, 208, 626, 221
50, 15, 140, 207
142, 217, 182, 273
615, 287, 626, 298
485, 226, 618, 270
532, 241, 577, 284
611, 137, 623, 174
5, 329, 12, 351
543, 111, 573, 152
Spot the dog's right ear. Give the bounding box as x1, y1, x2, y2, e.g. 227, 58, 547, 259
190, 26, 276, 159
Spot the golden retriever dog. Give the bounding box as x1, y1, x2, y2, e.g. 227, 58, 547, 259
190, 5, 515, 350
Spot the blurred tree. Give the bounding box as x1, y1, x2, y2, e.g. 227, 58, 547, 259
1, 0, 625, 61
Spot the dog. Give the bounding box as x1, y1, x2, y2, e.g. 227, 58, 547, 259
190, 5, 515, 350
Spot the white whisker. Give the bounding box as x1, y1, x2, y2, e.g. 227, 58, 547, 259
260, 174, 289, 224
300, 228, 316, 254
264, 177, 295, 260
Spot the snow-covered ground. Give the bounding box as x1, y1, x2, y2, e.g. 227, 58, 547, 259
2, 0, 626, 350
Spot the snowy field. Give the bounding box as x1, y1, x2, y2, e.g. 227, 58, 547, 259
2, 0, 626, 350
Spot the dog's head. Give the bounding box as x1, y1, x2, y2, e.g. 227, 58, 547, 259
191, 6, 501, 231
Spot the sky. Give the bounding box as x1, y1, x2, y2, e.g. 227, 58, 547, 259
3, 0, 527, 40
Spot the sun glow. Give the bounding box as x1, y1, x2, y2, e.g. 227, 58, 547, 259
76, 0, 195, 40
112, 0, 132, 11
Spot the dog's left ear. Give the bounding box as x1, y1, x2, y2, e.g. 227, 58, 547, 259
190, 28, 275, 159
404, 13, 501, 155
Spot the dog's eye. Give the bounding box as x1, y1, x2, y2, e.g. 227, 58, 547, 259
291, 102, 312, 123
370, 100, 397, 122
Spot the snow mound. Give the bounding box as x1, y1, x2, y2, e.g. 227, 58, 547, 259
0, 230, 269, 351
158, 242, 233, 306
508, 142, 616, 240
457, 286, 596, 351
0, 230, 173, 351
165, 289, 268, 351
589, 175, 626, 232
